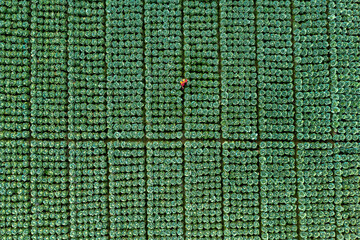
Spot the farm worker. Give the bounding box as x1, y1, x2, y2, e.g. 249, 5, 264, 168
180, 79, 188, 90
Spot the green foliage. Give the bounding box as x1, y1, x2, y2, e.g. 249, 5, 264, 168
106, 0, 144, 140
69, 141, 108, 239
260, 141, 297, 239
220, 0, 258, 141
223, 141, 260, 239
330, 0, 360, 141
184, 141, 223, 239
67, 0, 106, 140
108, 141, 146, 239
144, 0, 183, 140
30, 141, 69, 239
297, 142, 335, 239
30, 0, 68, 140
183, 0, 220, 140
294, 0, 332, 141
0, 140, 30, 239
0, 1, 30, 139
146, 141, 183, 239
334, 142, 360, 239
1, 0, 360, 239
257, 0, 294, 141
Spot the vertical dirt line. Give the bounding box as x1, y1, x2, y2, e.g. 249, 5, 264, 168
103, 0, 108, 141
180, 0, 186, 144
102, 0, 110, 237
28, 2, 34, 238
290, 0, 301, 238
105, 141, 110, 240
326, 0, 335, 139
180, 0, 186, 238
142, 1, 147, 141
105, 144, 111, 238
66, 1, 72, 142
65, 1, 72, 238
143, 141, 148, 240
28, 0, 35, 145
29, 1, 33, 141
257, 143, 262, 239
65, 140, 71, 239
254, 0, 262, 238
181, 141, 186, 240
217, 0, 223, 143
325, 0, 335, 142
141, 1, 148, 239
216, 1, 225, 239
64, 0, 69, 141
66, 0, 74, 142
326, 2, 337, 239
254, 0, 260, 145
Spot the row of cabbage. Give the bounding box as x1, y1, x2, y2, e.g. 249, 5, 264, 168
106, 0, 145, 140
183, 1, 221, 139
30, 0, 68, 139
0, 0, 31, 139
329, 0, 360, 141
1, 139, 358, 239
220, 0, 258, 140
1, 0, 359, 141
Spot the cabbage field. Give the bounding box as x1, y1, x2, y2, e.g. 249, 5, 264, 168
0, 0, 359, 239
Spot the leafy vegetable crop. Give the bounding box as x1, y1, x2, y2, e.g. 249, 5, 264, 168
0, 0, 359, 239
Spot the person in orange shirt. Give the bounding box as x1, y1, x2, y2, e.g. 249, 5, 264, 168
180, 79, 188, 90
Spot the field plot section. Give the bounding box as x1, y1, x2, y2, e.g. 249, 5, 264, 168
0, 141, 30, 239
30, 0, 68, 139
329, 0, 360, 141
146, 141, 184, 239
297, 142, 336, 239
184, 141, 223, 239
220, 1, 257, 140
260, 141, 297, 239
183, 1, 221, 139
222, 141, 260, 239
68, 1, 107, 140
106, 0, 145, 140
30, 141, 70, 239
293, 0, 331, 141
69, 141, 108, 239
334, 142, 360, 239
108, 141, 146, 239
144, 0, 183, 140
0, 1, 31, 139
257, 0, 295, 141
